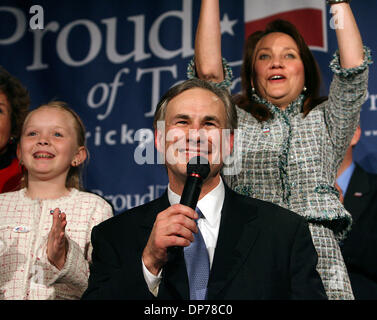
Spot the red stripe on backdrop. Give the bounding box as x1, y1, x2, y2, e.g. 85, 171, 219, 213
245, 9, 324, 49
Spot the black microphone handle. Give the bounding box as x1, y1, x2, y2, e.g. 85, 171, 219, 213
168, 175, 203, 260
179, 175, 204, 210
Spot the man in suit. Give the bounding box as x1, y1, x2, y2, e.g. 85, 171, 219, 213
82, 79, 326, 300
336, 126, 377, 299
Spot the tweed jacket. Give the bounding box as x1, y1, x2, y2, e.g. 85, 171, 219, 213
0, 188, 113, 300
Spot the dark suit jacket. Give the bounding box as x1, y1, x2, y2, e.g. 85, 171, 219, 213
341, 164, 377, 299
82, 184, 326, 300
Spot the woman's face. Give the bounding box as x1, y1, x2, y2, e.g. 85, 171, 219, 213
252, 32, 305, 109
0, 92, 12, 154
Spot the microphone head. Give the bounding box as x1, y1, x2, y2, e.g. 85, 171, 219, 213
186, 156, 210, 180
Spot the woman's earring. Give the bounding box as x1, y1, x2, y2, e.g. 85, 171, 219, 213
251, 87, 256, 94
302, 86, 307, 93
9, 136, 15, 145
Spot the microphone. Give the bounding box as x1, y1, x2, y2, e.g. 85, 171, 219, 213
180, 156, 211, 209
168, 156, 210, 260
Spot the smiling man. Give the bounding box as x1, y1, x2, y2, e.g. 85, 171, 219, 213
82, 79, 326, 300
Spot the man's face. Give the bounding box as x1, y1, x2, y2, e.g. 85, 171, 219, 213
155, 87, 233, 185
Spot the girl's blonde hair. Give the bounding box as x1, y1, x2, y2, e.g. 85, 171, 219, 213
21, 101, 88, 190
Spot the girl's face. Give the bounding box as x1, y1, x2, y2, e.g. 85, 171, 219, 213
0, 92, 12, 154
17, 107, 85, 185
252, 32, 305, 109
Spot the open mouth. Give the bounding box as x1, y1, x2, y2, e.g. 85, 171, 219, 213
181, 148, 209, 155
33, 152, 55, 159
268, 75, 286, 81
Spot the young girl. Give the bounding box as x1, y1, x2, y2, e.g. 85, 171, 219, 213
0, 101, 113, 299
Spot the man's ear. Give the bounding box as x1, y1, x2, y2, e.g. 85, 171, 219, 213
222, 130, 234, 158
350, 125, 361, 147
154, 129, 164, 154
229, 131, 234, 155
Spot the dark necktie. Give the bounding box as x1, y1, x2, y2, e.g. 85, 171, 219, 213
184, 207, 210, 300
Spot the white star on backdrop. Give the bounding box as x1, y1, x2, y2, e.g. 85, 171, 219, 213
220, 13, 238, 36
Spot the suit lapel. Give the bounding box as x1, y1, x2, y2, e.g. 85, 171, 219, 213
344, 164, 371, 222
140, 191, 189, 299
208, 186, 259, 298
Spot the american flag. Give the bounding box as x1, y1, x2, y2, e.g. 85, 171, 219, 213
244, 0, 328, 52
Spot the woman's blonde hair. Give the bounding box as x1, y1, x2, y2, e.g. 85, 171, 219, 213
21, 101, 88, 190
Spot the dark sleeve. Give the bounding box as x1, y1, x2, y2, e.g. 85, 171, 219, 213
81, 225, 154, 300
341, 172, 377, 280
289, 219, 328, 300
342, 218, 377, 279
345, 233, 377, 280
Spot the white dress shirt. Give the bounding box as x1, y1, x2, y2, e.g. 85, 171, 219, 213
142, 178, 225, 296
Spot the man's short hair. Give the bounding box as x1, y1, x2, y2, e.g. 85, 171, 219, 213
153, 78, 237, 131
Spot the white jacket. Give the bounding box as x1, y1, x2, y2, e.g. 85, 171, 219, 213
0, 188, 113, 300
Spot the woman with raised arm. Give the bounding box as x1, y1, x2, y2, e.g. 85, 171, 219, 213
189, 0, 372, 299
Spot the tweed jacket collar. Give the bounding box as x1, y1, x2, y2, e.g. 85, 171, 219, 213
251, 93, 305, 119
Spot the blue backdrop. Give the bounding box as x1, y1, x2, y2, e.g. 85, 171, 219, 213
0, 0, 376, 214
